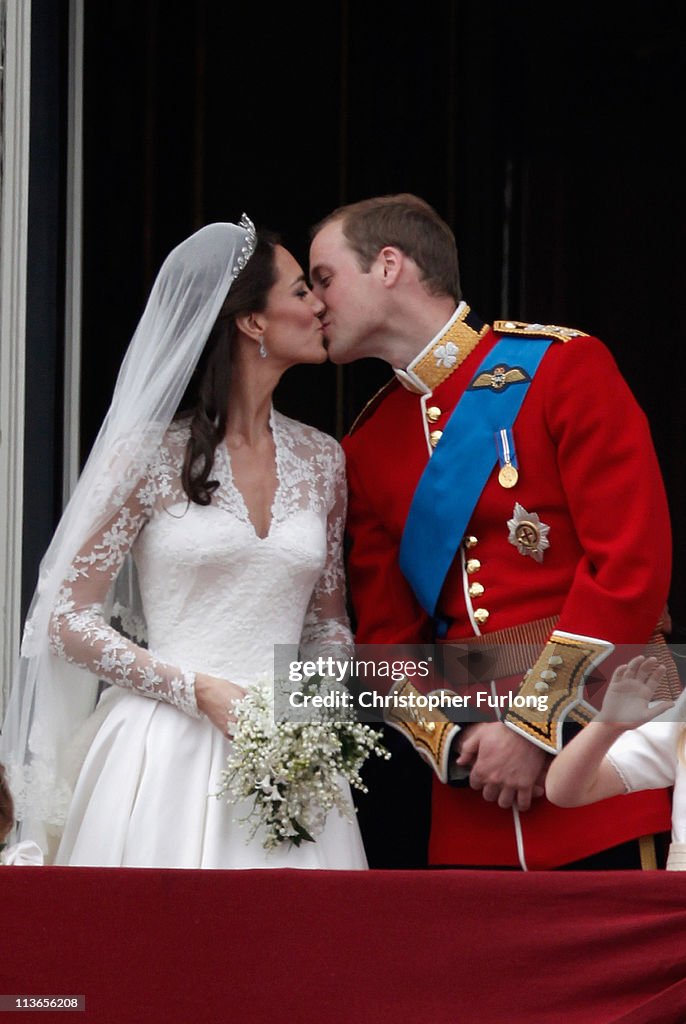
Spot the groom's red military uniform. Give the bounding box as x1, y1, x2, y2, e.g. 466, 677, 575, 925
342, 303, 674, 869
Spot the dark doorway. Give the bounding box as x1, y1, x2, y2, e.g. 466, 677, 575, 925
77, 1, 686, 629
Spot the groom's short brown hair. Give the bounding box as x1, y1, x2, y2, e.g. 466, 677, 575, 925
312, 193, 461, 302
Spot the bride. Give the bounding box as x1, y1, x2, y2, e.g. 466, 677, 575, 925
0, 216, 367, 869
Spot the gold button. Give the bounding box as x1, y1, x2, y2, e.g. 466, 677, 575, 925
474, 608, 490, 625
466, 558, 481, 574
426, 406, 442, 423
429, 430, 443, 448
464, 535, 478, 549
469, 582, 485, 598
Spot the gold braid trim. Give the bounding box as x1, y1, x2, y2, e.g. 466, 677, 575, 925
408, 304, 489, 391
384, 678, 459, 784
504, 633, 614, 753
493, 320, 589, 343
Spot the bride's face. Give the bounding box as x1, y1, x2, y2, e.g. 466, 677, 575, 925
260, 246, 327, 367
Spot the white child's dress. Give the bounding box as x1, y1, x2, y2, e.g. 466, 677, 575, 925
607, 713, 686, 870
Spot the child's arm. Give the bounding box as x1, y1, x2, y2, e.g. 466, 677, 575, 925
546, 656, 673, 807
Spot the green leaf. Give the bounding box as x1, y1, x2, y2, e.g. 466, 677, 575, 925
290, 818, 316, 845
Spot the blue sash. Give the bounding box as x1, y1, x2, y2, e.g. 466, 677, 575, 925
399, 335, 553, 622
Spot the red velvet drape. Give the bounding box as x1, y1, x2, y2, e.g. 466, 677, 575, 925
2, 868, 685, 1023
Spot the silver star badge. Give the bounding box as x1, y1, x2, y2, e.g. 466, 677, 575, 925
507, 503, 550, 563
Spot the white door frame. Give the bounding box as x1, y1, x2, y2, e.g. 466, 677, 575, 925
0, 0, 83, 716
0, 0, 32, 716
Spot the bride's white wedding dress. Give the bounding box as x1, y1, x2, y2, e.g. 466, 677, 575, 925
50, 410, 367, 868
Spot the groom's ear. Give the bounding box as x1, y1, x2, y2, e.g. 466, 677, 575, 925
376, 246, 403, 287
235, 312, 266, 340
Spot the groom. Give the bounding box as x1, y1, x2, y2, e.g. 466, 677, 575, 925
309, 193, 675, 870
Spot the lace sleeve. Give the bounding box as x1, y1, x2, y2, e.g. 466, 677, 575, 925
48, 474, 201, 719
299, 442, 354, 663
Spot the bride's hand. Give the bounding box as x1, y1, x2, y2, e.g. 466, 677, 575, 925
195, 673, 247, 735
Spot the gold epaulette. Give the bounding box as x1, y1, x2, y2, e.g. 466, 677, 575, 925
493, 320, 590, 343
347, 377, 398, 436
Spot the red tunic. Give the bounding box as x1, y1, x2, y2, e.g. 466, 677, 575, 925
343, 318, 672, 868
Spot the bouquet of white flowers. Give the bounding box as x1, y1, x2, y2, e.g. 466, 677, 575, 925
216, 677, 389, 850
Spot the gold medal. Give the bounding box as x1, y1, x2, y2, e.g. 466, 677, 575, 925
498, 463, 519, 488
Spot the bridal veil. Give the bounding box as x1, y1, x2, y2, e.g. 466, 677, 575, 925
0, 216, 256, 851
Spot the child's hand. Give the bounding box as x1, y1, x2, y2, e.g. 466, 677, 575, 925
596, 655, 674, 728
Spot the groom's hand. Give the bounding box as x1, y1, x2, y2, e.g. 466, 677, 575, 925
456, 722, 550, 811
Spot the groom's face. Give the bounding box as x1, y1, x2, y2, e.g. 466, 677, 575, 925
309, 220, 382, 364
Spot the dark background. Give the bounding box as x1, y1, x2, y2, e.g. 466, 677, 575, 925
24, 1, 686, 636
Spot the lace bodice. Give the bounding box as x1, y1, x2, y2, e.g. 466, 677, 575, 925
48, 410, 352, 714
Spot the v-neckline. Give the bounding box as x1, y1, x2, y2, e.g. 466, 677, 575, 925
220, 407, 282, 541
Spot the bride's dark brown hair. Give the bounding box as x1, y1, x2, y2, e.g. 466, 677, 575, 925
174, 231, 280, 505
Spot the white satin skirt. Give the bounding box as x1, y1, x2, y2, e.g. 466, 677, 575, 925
55, 691, 368, 870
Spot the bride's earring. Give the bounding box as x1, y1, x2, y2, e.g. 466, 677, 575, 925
258, 336, 267, 359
